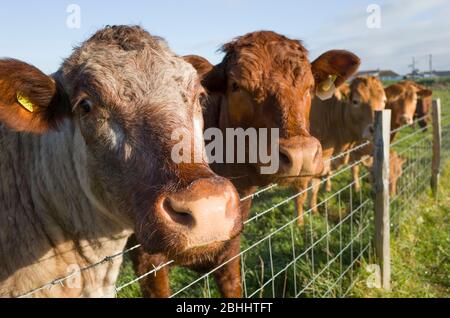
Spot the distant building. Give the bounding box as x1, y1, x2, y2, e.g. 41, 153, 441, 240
355, 70, 379, 77
431, 70, 450, 78
405, 70, 423, 79
379, 70, 403, 81
407, 70, 450, 79
355, 69, 402, 81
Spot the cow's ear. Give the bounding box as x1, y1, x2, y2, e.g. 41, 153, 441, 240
0, 59, 71, 134
312, 50, 360, 100
385, 84, 405, 102
184, 55, 227, 93
202, 62, 227, 94
184, 55, 215, 80
417, 88, 432, 98
406, 81, 433, 99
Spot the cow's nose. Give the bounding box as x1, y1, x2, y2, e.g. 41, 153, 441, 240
278, 146, 300, 177
300, 137, 324, 176
159, 177, 242, 249
400, 115, 413, 125
278, 137, 324, 177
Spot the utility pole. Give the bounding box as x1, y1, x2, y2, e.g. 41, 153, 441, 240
408, 57, 417, 79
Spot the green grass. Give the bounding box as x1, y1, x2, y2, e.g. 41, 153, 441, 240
116, 89, 450, 298
382, 77, 450, 89
350, 162, 450, 298
417, 77, 450, 89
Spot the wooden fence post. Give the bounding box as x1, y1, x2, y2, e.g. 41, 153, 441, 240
431, 98, 442, 197
373, 110, 391, 290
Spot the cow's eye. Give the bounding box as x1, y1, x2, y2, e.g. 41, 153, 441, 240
231, 82, 240, 92
79, 99, 93, 113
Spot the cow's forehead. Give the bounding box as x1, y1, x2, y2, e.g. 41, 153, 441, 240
232, 45, 310, 78
60, 26, 198, 105
352, 77, 385, 99
224, 31, 312, 94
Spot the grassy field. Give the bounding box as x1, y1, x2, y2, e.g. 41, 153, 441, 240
351, 161, 450, 298
116, 89, 450, 298
383, 77, 450, 89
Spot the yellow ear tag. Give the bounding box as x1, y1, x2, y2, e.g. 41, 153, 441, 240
17, 92, 35, 113
316, 75, 338, 101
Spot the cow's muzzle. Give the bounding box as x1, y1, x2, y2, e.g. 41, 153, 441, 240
278, 136, 324, 178
156, 177, 242, 250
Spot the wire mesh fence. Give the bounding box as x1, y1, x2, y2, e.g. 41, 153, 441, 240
390, 110, 450, 234
161, 160, 374, 299
15, 98, 449, 299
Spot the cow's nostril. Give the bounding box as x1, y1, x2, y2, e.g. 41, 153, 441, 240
162, 197, 195, 227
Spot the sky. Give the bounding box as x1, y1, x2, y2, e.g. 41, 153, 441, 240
0, 0, 449, 75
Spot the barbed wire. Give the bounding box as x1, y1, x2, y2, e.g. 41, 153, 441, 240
18, 244, 142, 298
115, 260, 175, 294
390, 114, 430, 135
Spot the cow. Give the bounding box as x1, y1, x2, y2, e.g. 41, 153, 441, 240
385, 81, 432, 141
334, 82, 351, 101
350, 81, 432, 192
128, 31, 361, 298
293, 76, 386, 223
349, 149, 405, 196
321, 81, 351, 192
414, 94, 433, 131
0, 26, 243, 298
389, 151, 406, 197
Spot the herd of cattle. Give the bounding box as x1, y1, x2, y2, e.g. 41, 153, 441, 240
0, 26, 433, 298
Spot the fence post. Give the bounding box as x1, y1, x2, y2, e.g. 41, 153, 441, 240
431, 98, 442, 197
373, 110, 391, 290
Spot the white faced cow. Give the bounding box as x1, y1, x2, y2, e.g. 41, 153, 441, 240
0, 26, 242, 298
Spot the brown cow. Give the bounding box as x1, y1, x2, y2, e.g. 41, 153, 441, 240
334, 82, 351, 101
415, 94, 433, 131
389, 151, 406, 197
350, 150, 405, 196
129, 31, 361, 298
293, 76, 386, 223
350, 81, 432, 191
323, 81, 351, 191
386, 81, 432, 141
0, 26, 243, 298
349, 142, 373, 193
